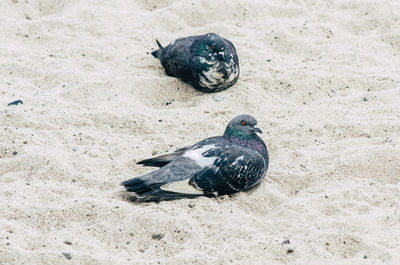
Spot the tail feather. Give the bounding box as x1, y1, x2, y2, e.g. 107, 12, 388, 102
155, 39, 163, 49
121, 177, 152, 194
121, 177, 210, 202
151, 39, 164, 59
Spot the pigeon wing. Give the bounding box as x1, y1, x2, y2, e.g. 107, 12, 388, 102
136, 136, 223, 167
160, 37, 197, 81
137, 146, 190, 167
190, 146, 266, 195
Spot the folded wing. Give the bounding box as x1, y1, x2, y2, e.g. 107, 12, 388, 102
189, 146, 267, 196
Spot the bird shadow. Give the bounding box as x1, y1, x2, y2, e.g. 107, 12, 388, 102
116, 191, 158, 204
116, 190, 192, 204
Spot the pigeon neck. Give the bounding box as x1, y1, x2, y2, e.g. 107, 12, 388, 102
223, 130, 268, 158
223, 128, 253, 140
224, 129, 266, 150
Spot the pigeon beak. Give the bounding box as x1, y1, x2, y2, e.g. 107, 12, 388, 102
254, 127, 262, 134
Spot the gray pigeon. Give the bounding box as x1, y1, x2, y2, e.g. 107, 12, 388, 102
121, 114, 268, 202
151, 33, 239, 92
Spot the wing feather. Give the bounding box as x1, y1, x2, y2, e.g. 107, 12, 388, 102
190, 146, 266, 195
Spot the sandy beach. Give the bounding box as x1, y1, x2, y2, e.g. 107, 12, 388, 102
1, 0, 400, 264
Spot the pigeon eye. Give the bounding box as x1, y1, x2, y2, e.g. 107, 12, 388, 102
241, 120, 247, 126
210, 45, 215, 50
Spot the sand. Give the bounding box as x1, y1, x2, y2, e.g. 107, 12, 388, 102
1, 0, 400, 264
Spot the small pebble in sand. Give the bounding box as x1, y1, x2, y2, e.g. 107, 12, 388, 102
287, 248, 294, 254
7, 100, 23, 106
282, 239, 290, 245
63, 252, 72, 259
64, 241, 72, 245
363, 97, 368, 102
151, 233, 164, 240
165, 99, 174, 105
189, 202, 195, 208
212, 95, 224, 102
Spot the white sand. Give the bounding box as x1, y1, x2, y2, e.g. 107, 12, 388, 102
1, 0, 400, 264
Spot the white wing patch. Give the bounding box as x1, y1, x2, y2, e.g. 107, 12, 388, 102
160, 179, 204, 194
183, 144, 217, 167
200, 64, 224, 87
199, 58, 239, 89
225, 59, 239, 83
199, 57, 213, 65
232, 155, 244, 166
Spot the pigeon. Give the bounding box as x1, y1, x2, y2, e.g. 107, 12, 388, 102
151, 33, 240, 93
121, 114, 268, 202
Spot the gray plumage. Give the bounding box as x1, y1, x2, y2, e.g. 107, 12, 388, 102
121, 114, 268, 202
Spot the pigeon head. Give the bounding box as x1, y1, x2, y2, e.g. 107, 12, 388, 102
224, 114, 262, 139
199, 33, 230, 62
191, 33, 239, 91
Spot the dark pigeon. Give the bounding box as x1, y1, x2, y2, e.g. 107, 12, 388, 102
121, 114, 268, 202
151, 33, 239, 93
